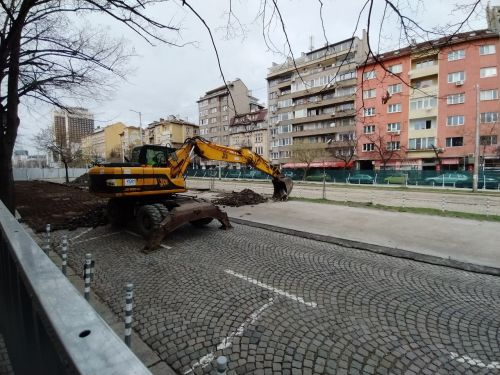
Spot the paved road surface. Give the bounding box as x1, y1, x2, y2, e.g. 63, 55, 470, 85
55, 223, 500, 375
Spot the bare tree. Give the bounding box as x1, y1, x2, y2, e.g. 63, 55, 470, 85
32, 126, 83, 183
363, 129, 403, 170
291, 142, 328, 180
0, 0, 181, 213
327, 138, 357, 170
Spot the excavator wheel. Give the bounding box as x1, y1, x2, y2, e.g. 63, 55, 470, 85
136, 205, 162, 237
153, 203, 170, 219
190, 217, 214, 227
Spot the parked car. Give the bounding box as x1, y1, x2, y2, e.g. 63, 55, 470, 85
305, 173, 332, 182
383, 175, 407, 184
225, 169, 241, 178
348, 174, 374, 184
424, 173, 468, 186
456, 175, 499, 189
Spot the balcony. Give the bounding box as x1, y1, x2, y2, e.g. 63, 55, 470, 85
409, 107, 437, 119
408, 64, 438, 79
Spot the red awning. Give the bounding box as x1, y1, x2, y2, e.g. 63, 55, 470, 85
282, 161, 353, 168
441, 158, 460, 165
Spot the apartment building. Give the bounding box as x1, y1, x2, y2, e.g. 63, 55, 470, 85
53, 107, 94, 150
145, 116, 199, 148
119, 126, 142, 159
229, 108, 269, 159
81, 122, 126, 162
197, 78, 260, 146
357, 26, 500, 170
266, 32, 368, 167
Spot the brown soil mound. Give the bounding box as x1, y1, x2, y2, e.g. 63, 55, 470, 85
67, 172, 90, 190
15, 181, 107, 232
212, 189, 267, 207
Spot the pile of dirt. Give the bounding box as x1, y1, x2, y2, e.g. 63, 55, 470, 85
212, 189, 267, 207
15, 181, 108, 232
67, 172, 90, 190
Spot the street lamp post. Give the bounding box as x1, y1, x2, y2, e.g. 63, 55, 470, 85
473, 84, 480, 192
130, 109, 143, 145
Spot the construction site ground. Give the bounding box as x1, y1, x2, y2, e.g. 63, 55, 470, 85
10, 179, 500, 374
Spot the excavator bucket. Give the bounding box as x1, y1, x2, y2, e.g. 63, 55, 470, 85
272, 176, 293, 201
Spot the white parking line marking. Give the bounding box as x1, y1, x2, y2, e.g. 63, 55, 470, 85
124, 231, 172, 249
225, 269, 317, 308
184, 298, 274, 374
450, 352, 500, 369
69, 227, 93, 241
71, 231, 121, 244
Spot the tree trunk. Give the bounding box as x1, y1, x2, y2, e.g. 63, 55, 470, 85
64, 162, 69, 183
0, 140, 15, 213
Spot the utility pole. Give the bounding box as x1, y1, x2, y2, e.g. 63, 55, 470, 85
130, 109, 143, 145
473, 84, 480, 192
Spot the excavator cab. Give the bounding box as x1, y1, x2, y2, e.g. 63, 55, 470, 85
130, 145, 177, 166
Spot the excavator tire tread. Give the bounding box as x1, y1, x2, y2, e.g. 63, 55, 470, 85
153, 203, 170, 219
136, 205, 162, 237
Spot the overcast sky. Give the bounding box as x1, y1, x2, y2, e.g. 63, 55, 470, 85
16, 0, 494, 152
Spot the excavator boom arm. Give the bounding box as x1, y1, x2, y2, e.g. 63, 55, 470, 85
169, 137, 292, 200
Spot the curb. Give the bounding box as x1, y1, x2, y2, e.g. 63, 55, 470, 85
229, 217, 500, 277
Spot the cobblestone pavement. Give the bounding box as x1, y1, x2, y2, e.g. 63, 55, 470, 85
58, 223, 500, 375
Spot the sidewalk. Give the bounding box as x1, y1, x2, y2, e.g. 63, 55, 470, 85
220, 199, 500, 275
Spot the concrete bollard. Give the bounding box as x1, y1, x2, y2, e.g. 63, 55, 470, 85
84, 253, 92, 301
486, 199, 490, 217
45, 224, 51, 255
124, 283, 134, 347
61, 235, 68, 275
441, 198, 446, 212
402, 193, 406, 209
216, 356, 228, 375
371, 191, 374, 205
344, 191, 347, 205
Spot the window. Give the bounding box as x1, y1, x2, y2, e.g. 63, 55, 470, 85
388, 103, 401, 113
209, 107, 217, 114
410, 119, 435, 130
408, 137, 435, 150
269, 91, 278, 99
364, 107, 376, 116
223, 115, 228, 121
200, 119, 208, 125
480, 89, 499, 101
200, 109, 208, 117
199, 100, 208, 107
254, 146, 264, 155
209, 98, 217, 104
387, 122, 401, 132
363, 143, 375, 152
480, 135, 498, 145
480, 112, 499, 123
209, 117, 217, 124
410, 96, 437, 110
388, 83, 402, 95
447, 93, 465, 105
447, 115, 465, 126
278, 99, 293, 108
222, 105, 228, 111
270, 152, 279, 159
448, 71, 465, 83
388, 64, 402, 74
363, 70, 376, 80
480, 45, 496, 55
413, 79, 434, 89
445, 137, 464, 147
363, 125, 375, 134
386, 141, 401, 150
278, 112, 293, 121
335, 86, 356, 97
415, 59, 435, 69
278, 124, 292, 134
447, 50, 465, 61
480, 67, 497, 78
363, 89, 376, 99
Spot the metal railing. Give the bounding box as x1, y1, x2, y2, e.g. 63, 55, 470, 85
0, 201, 151, 375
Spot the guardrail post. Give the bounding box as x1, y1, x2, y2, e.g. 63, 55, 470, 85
61, 235, 68, 275
402, 193, 406, 209
84, 253, 92, 301
124, 283, 134, 347
45, 224, 51, 255
486, 199, 490, 217
441, 198, 446, 212
216, 356, 228, 375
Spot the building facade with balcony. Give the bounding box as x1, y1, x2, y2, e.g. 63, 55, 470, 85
266, 32, 368, 168
228, 108, 269, 161
197, 79, 260, 146
145, 116, 199, 148
357, 26, 500, 171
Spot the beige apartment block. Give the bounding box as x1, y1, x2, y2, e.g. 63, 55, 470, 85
81, 122, 126, 162
119, 126, 142, 159
145, 116, 199, 147
229, 108, 269, 161
198, 79, 261, 145
266, 32, 368, 168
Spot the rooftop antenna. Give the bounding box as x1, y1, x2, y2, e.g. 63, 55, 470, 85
309, 35, 314, 51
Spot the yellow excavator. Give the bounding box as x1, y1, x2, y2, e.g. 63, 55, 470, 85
88, 136, 293, 249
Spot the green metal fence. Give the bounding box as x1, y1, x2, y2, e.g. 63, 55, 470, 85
185, 168, 500, 190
